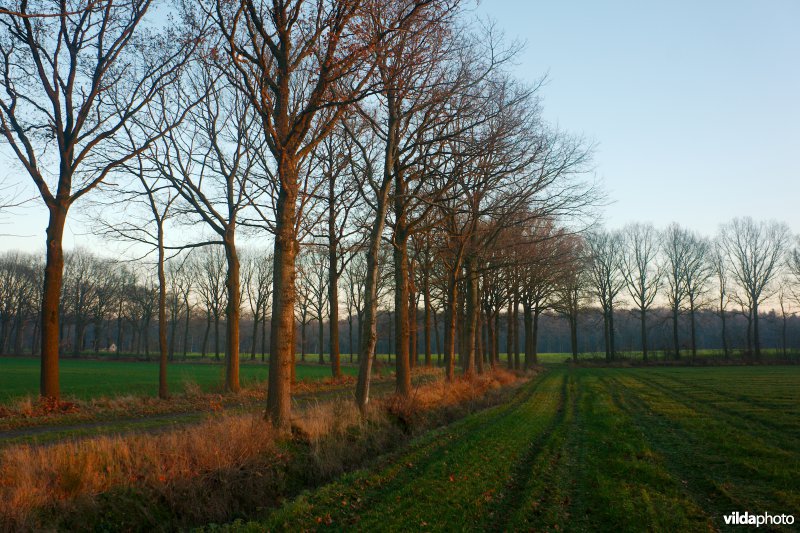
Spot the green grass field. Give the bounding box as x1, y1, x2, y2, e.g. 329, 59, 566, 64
231, 365, 800, 532
0, 357, 357, 402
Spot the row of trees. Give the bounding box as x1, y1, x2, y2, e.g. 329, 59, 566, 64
586, 218, 792, 362
1, 0, 792, 426
0, 0, 600, 428
3, 215, 798, 365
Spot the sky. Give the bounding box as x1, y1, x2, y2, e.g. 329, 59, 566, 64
474, 0, 800, 232
1, 0, 799, 255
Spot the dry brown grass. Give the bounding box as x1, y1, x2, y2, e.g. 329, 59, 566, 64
382, 368, 524, 424
0, 368, 526, 530
0, 413, 275, 529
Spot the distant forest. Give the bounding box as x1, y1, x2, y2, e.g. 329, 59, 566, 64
2, 247, 798, 362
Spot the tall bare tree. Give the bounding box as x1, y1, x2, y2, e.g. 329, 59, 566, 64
0, 0, 192, 399
720, 217, 789, 358
586, 229, 625, 361
663, 223, 690, 359
680, 230, 713, 359
711, 242, 731, 358
620, 223, 662, 361
242, 250, 273, 361
210, 0, 403, 426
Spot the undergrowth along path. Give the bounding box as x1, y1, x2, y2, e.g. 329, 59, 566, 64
0, 379, 403, 447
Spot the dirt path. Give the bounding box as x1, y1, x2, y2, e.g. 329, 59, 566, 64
0, 379, 400, 447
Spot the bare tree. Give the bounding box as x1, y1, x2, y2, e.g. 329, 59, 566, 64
720, 217, 789, 358
0, 0, 192, 399
711, 242, 731, 358
148, 66, 262, 393
191, 246, 227, 360
351, 0, 465, 407
620, 223, 662, 361
552, 236, 587, 362
681, 230, 713, 359
343, 246, 367, 362
298, 246, 329, 364
308, 127, 362, 376
0, 251, 38, 354
586, 229, 625, 361
210, 0, 391, 427
663, 223, 690, 359
242, 250, 273, 361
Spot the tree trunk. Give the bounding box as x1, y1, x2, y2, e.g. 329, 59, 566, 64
168, 295, 179, 361
356, 93, 398, 411
116, 306, 123, 357
432, 307, 441, 367
224, 234, 241, 393
318, 316, 324, 365
753, 300, 761, 358
157, 222, 169, 399
348, 310, 354, 363
409, 288, 417, 370
444, 270, 459, 381
506, 301, 513, 369
486, 311, 495, 369
261, 311, 268, 362
531, 307, 540, 366
608, 304, 616, 361
745, 310, 752, 357
266, 175, 299, 428
328, 184, 342, 378
782, 310, 787, 358
570, 312, 578, 362
93, 317, 102, 354
250, 308, 259, 361
640, 307, 648, 362
182, 296, 191, 358
512, 297, 520, 370
672, 305, 680, 360
463, 257, 478, 377
423, 275, 432, 367
476, 315, 484, 374
393, 232, 411, 395
523, 303, 533, 369
40, 203, 68, 400
492, 311, 500, 367
689, 299, 697, 360
301, 319, 307, 361
214, 313, 220, 361
603, 309, 610, 362
201, 312, 211, 357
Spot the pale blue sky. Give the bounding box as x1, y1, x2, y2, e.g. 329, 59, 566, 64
475, 0, 800, 233
1, 0, 799, 254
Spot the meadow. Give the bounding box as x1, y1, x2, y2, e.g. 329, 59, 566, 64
232, 365, 800, 532
0, 357, 358, 402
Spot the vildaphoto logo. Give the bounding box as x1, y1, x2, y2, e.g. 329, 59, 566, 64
723, 511, 795, 527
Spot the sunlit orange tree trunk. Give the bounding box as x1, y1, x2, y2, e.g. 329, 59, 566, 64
214, 0, 376, 427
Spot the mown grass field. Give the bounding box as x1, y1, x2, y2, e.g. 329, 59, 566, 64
0, 357, 358, 402
228, 365, 800, 532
